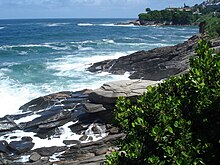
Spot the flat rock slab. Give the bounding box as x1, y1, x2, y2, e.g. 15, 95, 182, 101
89, 79, 158, 104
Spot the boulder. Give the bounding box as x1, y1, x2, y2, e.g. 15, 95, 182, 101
29, 152, 41, 162
88, 79, 157, 104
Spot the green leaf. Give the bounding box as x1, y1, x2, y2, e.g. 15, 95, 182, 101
167, 126, 173, 134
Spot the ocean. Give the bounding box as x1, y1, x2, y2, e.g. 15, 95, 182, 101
0, 18, 199, 117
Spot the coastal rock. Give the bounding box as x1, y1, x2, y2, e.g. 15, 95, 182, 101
29, 152, 41, 162
24, 109, 71, 131
8, 140, 34, 154
88, 35, 200, 81
34, 146, 67, 157
0, 116, 19, 132
19, 91, 73, 112
82, 103, 107, 113
88, 79, 157, 104
0, 140, 9, 153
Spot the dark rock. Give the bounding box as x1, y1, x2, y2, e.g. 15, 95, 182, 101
88, 35, 201, 81
21, 136, 33, 142
38, 118, 70, 130
24, 110, 71, 131
10, 136, 18, 139
95, 147, 108, 156
0, 116, 19, 132
34, 146, 67, 157
19, 91, 72, 112
61, 98, 87, 104
63, 140, 81, 146
103, 133, 125, 143
8, 140, 34, 154
29, 152, 41, 162
82, 103, 107, 113
77, 110, 114, 124
109, 127, 119, 134
0, 158, 13, 165
63, 103, 77, 109
79, 135, 88, 141
87, 60, 111, 72
78, 155, 106, 165
0, 141, 9, 153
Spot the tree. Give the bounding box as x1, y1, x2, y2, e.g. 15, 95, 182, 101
145, 8, 151, 12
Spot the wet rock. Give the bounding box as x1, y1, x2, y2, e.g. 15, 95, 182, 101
61, 97, 87, 104
0, 116, 19, 132
0, 158, 13, 165
0, 141, 9, 153
19, 91, 72, 112
88, 80, 157, 104
79, 135, 88, 141
8, 140, 34, 154
63, 140, 81, 146
88, 35, 200, 80
24, 110, 71, 131
38, 118, 70, 130
34, 146, 67, 157
95, 147, 108, 156
29, 152, 41, 162
21, 136, 33, 142
82, 110, 114, 124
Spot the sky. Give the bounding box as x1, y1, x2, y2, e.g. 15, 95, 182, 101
0, 0, 204, 19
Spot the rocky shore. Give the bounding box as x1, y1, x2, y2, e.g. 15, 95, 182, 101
1, 36, 220, 165
0, 80, 157, 165
88, 35, 220, 80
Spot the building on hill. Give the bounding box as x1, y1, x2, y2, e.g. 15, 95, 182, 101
165, 7, 192, 12
206, 0, 220, 5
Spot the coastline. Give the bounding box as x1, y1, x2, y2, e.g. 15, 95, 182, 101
0, 34, 206, 164
1, 35, 220, 164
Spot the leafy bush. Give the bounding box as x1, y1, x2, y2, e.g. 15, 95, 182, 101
196, 14, 220, 38
138, 10, 198, 25
105, 40, 220, 165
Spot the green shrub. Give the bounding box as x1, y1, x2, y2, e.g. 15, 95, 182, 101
105, 40, 220, 165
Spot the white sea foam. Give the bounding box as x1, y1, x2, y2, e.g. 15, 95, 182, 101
45, 23, 70, 27
0, 120, 107, 150
0, 27, 5, 30
78, 45, 94, 51
144, 35, 159, 40
77, 23, 93, 26
77, 23, 135, 27
0, 78, 43, 117
102, 39, 115, 44
0, 43, 70, 51
14, 114, 41, 124
99, 23, 135, 27
18, 51, 28, 55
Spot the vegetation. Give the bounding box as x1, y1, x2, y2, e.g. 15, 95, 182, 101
105, 40, 220, 165
196, 14, 220, 38
138, 4, 220, 38
138, 10, 198, 25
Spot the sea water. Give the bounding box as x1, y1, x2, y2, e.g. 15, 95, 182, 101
0, 18, 199, 117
